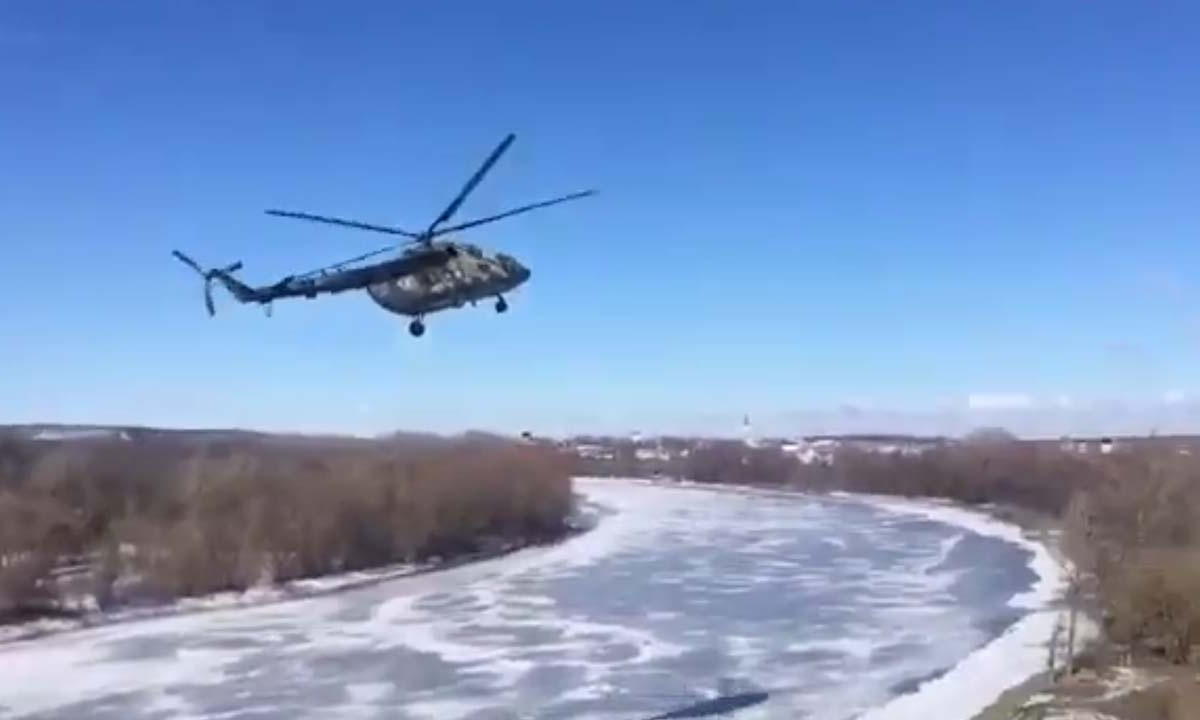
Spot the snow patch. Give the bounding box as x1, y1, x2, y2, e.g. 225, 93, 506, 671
1092, 666, 1158, 702
345, 682, 394, 706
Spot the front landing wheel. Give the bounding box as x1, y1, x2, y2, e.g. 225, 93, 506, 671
408, 319, 426, 337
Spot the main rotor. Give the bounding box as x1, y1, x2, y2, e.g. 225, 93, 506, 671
265, 133, 594, 268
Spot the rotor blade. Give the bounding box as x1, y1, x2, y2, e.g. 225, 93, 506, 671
264, 209, 420, 238
426, 133, 516, 236
294, 244, 398, 280
203, 280, 215, 317
172, 250, 205, 276
430, 190, 596, 237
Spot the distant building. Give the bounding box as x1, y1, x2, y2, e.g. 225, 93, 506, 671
780, 435, 942, 465
1060, 437, 1118, 455
780, 438, 837, 466
742, 414, 759, 448
32, 428, 130, 442
841, 437, 937, 456
635, 447, 670, 462
574, 444, 615, 461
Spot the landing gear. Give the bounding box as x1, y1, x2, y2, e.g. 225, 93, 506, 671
495, 296, 508, 314
408, 319, 426, 337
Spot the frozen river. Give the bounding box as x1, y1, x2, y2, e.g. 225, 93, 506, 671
0, 478, 1062, 720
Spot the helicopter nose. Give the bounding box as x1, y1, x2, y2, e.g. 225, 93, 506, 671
510, 259, 531, 283
497, 253, 531, 283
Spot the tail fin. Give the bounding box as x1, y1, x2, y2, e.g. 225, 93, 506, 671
172, 251, 255, 316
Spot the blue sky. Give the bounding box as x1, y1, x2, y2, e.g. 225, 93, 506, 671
3, 2, 1199, 437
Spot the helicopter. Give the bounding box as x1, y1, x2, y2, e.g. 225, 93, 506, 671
172, 133, 594, 337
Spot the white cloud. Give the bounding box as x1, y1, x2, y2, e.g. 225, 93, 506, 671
967, 393, 1035, 410
1163, 389, 1187, 405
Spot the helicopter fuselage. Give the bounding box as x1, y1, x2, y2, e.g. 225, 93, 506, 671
366, 242, 530, 318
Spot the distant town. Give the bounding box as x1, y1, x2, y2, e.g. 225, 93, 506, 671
558, 432, 946, 467
9, 423, 1196, 464
529, 424, 1200, 480
10, 420, 1200, 486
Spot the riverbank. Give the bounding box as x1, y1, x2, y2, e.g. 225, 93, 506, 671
658, 479, 1100, 719
961, 514, 1199, 720
965, 506, 1092, 720
612, 478, 1086, 720
842, 494, 1078, 720
0, 504, 595, 647
0, 542, 511, 646
653, 479, 1200, 720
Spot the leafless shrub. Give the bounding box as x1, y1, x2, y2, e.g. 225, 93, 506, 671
0, 491, 78, 619
91, 537, 121, 611
1063, 451, 1200, 667
1099, 549, 1200, 665
0, 552, 58, 620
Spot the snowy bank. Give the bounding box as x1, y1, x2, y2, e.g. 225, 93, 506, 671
0, 560, 429, 645
0, 536, 557, 646
851, 494, 1069, 720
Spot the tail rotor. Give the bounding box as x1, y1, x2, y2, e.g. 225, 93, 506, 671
172, 250, 242, 317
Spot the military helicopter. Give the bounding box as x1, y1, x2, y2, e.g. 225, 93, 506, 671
172, 133, 593, 337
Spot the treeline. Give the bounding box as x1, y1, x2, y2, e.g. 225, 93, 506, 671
678, 438, 1093, 515
682, 441, 800, 488
820, 442, 1094, 515
0, 433, 573, 623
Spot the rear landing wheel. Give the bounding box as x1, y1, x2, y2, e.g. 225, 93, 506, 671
495, 297, 508, 314
408, 319, 426, 337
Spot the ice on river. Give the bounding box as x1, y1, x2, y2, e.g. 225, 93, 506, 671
0, 478, 1061, 720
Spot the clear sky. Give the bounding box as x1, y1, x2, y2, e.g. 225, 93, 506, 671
3, 2, 1199, 438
